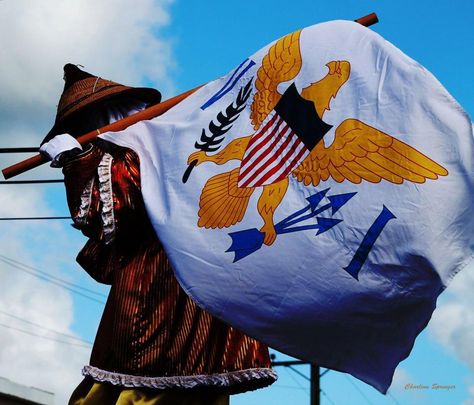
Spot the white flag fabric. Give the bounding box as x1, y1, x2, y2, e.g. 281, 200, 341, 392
101, 21, 474, 392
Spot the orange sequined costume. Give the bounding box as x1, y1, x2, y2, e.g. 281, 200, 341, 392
62, 139, 277, 393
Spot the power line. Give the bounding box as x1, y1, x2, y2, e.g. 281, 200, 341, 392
271, 359, 309, 366
0, 147, 38, 153
0, 179, 63, 184
0, 258, 106, 304
0, 254, 107, 298
288, 365, 311, 382
284, 367, 310, 397
321, 389, 337, 405
320, 368, 330, 378
344, 375, 375, 405
273, 385, 312, 391
0, 309, 93, 345
0, 322, 91, 349
388, 392, 402, 405
0, 216, 71, 220
0, 256, 106, 304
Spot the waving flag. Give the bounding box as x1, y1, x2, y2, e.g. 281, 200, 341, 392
100, 21, 474, 392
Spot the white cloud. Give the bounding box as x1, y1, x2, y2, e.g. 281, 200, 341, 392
0, 187, 49, 218
0, 265, 89, 405
0, 185, 91, 403
0, 0, 175, 402
0, 214, 89, 404
464, 384, 474, 405
390, 367, 413, 392
429, 264, 474, 370
429, 261, 474, 404
0, 0, 175, 147
389, 366, 429, 404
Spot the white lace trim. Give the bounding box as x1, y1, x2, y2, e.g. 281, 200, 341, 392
82, 365, 277, 389
74, 178, 94, 227
97, 153, 115, 244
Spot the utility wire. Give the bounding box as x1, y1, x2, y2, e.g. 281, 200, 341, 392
320, 368, 330, 378
283, 367, 310, 396
321, 388, 337, 405
0, 216, 71, 220
0, 147, 38, 153
344, 375, 375, 405
388, 392, 402, 405
0, 322, 91, 349
0, 179, 63, 184
284, 363, 336, 404
0, 309, 93, 345
288, 365, 311, 382
272, 384, 312, 391
0, 257, 106, 304
0, 254, 107, 298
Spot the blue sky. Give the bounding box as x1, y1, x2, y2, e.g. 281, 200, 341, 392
0, 1, 472, 404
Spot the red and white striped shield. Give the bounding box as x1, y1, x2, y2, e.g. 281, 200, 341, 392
238, 83, 332, 188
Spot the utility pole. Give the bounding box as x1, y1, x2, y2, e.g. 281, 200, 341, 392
271, 355, 321, 405
310, 364, 320, 405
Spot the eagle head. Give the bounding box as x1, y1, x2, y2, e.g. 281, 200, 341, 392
301, 60, 351, 117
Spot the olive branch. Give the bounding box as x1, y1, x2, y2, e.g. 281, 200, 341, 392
182, 80, 253, 183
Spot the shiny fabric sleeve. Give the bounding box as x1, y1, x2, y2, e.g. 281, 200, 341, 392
62, 144, 104, 235
61, 141, 149, 284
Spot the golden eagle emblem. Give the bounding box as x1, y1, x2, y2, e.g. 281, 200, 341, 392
187, 30, 448, 246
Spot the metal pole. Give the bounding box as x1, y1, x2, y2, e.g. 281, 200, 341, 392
311, 364, 320, 405
271, 357, 327, 405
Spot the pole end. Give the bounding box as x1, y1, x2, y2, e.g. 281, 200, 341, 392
355, 12, 379, 27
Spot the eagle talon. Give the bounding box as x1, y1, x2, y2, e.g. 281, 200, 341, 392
260, 224, 277, 246
187, 150, 208, 166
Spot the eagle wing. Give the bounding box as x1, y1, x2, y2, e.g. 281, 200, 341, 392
198, 168, 255, 229
250, 30, 302, 130
292, 119, 448, 186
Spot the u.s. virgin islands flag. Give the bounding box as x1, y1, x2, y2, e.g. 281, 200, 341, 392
101, 21, 474, 392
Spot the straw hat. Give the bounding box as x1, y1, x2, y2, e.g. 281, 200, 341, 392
42, 64, 161, 144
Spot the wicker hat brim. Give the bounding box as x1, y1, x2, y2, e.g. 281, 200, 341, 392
42, 86, 161, 145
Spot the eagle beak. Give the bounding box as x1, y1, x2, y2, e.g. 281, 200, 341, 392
326, 61, 350, 78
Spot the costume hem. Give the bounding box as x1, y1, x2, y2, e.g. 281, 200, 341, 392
82, 365, 277, 390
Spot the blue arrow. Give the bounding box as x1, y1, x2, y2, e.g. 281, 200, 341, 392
316, 217, 343, 235
307, 189, 331, 211
226, 228, 265, 262
278, 191, 356, 230
277, 203, 331, 230
327, 192, 357, 215
227, 189, 357, 262
277, 217, 343, 235
275, 188, 330, 230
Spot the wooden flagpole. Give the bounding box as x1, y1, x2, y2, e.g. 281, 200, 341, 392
2, 12, 378, 180
2, 86, 200, 179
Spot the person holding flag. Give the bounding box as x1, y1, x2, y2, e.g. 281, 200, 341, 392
40, 64, 277, 405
